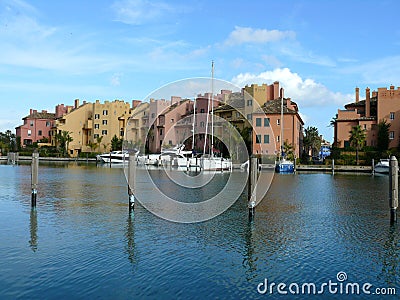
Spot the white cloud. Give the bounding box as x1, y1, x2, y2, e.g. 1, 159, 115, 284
112, 0, 179, 25
232, 68, 352, 107
110, 73, 123, 86
224, 26, 295, 46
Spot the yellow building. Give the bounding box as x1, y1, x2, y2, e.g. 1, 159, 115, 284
125, 101, 150, 151
52, 99, 132, 156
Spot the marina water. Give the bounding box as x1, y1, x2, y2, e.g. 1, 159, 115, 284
0, 162, 399, 299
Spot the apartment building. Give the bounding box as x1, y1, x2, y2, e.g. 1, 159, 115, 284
334, 85, 400, 148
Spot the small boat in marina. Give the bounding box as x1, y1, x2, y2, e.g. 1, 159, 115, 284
275, 158, 294, 173
97, 150, 129, 163
374, 159, 389, 174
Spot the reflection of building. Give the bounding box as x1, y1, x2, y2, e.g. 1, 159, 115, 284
16, 109, 57, 147
252, 98, 304, 158
51, 99, 131, 156
334, 86, 400, 148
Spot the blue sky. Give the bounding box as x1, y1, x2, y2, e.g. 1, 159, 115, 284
1, 0, 400, 141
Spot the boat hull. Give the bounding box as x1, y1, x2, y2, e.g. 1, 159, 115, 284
275, 161, 295, 173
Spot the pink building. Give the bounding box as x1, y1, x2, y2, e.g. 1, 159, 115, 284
16, 109, 56, 146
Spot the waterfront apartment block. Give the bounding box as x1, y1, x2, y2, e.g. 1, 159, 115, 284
51, 99, 131, 156
125, 101, 150, 150
16, 109, 56, 146
243, 81, 282, 108
252, 98, 304, 158
334, 85, 400, 148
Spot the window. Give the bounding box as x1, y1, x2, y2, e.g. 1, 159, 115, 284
264, 134, 269, 144
171, 118, 174, 123
95, 124, 99, 129
28, 129, 32, 136
277, 135, 280, 142
120, 130, 124, 137
46, 121, 51, 127
200, 109, 205, 113
390, 112, 395, 120
364, 124, 367, 130
94, 114, 100, 119
200, 121, 205, 127
169, 140, 172, 145
256, 118, 262, 127
151, 113, 155, 118
94, 134, 99, 138
30, 120, 34, 126
102, 130, 108, 135
160, 128, 163, 136
277, 119, 280, 125
247, 99, 253, 106
103, 110, 108, 115
256, 134, 261, 144
102, 120, 108, 125
264, 118, 270, 127
390, 131, 395, 140
38, 130, 42, 136
236, 112, 241, 118
247, 114, 252, 121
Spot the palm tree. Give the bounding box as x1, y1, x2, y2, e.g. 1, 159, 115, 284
96, 136, 103, 152
283, 140, 295, 161
349, 125, 366, 165
303, 126, 321, 159
55, 131, 73, 157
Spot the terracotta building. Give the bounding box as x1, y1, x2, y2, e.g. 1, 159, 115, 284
252, 98, 304, 157
334, 85, 400, 148
16, 109, 56, 146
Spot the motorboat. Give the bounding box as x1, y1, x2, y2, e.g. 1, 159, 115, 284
97, 150, 129, 163
275, 158, 295, 173
374, 159, 389, 174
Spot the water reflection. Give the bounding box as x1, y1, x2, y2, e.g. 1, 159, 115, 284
379, 224, 400, 286
125, 211, 136, 265
29, 208, 38, 252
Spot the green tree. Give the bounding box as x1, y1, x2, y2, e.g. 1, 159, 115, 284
377, 120, 390, 151
303, 126, 321, 159
88, 141, 98, 152
55, 131, 73, 157
96, 135, 103, 152
111, 135, 123, 151
283, 140, 295, 161
349, 125, 366, 165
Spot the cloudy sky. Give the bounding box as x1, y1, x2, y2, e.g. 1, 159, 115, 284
1, 0, 400, 141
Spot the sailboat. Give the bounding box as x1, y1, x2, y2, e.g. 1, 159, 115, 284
275, 96, 294, 173
199, 61, 232, 171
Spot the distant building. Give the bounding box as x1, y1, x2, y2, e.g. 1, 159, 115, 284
16, 109, 56, 147
125, 101, 150, 150
334, 85, 400, 148
51, 99, 131, 156
252, 98, 304, 158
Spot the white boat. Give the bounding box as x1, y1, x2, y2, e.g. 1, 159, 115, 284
374, 159, 389, 174
97, 150, 129, 163
200, 155, 232, 171
137, 144, 192, 167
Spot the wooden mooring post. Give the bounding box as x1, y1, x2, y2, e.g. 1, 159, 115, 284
389, 156, 398, 224
372, 158, 375, 175
128, 153, 136, 210
31, 151, 39, 207
332, 159, 335, 175
248, 157, 259, 220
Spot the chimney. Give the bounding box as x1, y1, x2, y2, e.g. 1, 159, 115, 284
365, 87, 370, 118
273, 81, 279, 99
280, 87, 284, 99
355, 87, 359, 103
30, 109, 33, 115
74, 99, 79, 109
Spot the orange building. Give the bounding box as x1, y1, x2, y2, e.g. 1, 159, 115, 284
252, 98, 304, 158
334, 85, 400, 148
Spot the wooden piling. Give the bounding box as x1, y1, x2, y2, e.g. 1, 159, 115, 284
128, 152, 136, 210
372, 158, 375, 175
389, 156, 398, 224
332, 159, 335, 175
31, 151, 39, 207
248, 157, 258, 220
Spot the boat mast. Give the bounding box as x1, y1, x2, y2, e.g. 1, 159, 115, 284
211, 60, 214, 157
192, 96, 196, 157
280, 95, 284, 159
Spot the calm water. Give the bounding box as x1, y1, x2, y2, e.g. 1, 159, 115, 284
0, 162, 399, 299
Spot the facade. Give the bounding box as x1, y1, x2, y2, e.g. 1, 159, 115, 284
16, 109, 56, 147
52, 99, 132, 156
252, 98, 304, 158
125, 101, 150, 151
243, 81, 282, 108
334, 85, 400, 148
